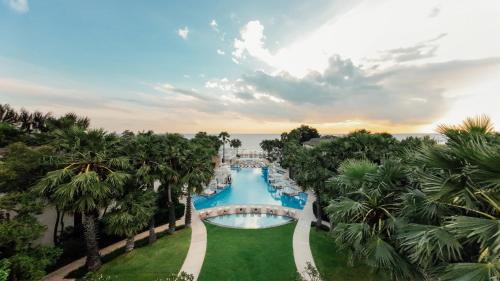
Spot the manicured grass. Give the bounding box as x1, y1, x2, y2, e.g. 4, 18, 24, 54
198, 222, 298, 281
98, 228, 191, 280
309, 228, 385, 281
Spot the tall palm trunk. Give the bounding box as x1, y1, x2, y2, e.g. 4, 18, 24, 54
53, 207, 61, 245
314, 188, 322, 230
185, 192, 192, 227
167, 183, 176, 233
148, 182, 157, 244
83, 212, 101, 271
59, 212, 65, 241
222, 143, 226, 163
74, 211, 83, 236
148, 216, 157, 244
125, 236, 135, 252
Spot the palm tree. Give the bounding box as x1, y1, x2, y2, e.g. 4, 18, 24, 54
46, 114, 94, 235
0, 104, 18, 124
128, 132, 163, 244
32, 111, 51, 133
230, 138, 242, 157
218, 131, 230, 163
181, 142, 214, 227
294, 145, 333, 230
159, 134, 187, 234
17, 109, 33, 133
405, 115, 500, 281
36, 129, 130, 271
104, 190, 156, 252
326, 159, 421, 281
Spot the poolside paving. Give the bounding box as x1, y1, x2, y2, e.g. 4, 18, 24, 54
179, 207, 207, 280
293, 191, 317, 280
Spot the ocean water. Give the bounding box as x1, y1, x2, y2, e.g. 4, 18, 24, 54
186, 133, 445, 151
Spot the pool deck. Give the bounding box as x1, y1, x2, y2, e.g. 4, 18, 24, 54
197, 204, 301, 219
179, 207, 207, 280
293, 191, 317, 280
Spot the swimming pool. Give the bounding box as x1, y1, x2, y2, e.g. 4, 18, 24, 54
193, 168, 307, 210
205, 214, 294, 229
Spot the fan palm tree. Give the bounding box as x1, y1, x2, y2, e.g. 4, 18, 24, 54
17, 109, 33, 133
294, 145, 333, 230
230, 138, 242, 157
0, 104, 18, 124
104, 190, 156, 252
36, 129, 130, 271
32, 111, 51, 133
326, 159, 423, 281
159, 134, 187, 234
128, 132, 163, 244
181, 142, 214, 227
405, 115, 500, 281
46, 112, 90, 132
218, 131, 230, 163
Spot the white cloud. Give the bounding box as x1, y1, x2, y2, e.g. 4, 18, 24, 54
210, 19, 218, 31
232, 0, 500, 78
232, 20, 274, 63
153, 82, 206, 100
217, 49, 225, 55
177, 26, 189, 40
5, 0, 29, 13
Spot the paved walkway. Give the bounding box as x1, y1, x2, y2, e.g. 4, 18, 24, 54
293, 192, 317, 280
43, 194, 188, 281
179, 208, 207, 280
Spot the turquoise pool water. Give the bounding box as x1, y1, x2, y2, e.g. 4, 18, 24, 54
193, 168, 307, 210
205, 214, 293, 229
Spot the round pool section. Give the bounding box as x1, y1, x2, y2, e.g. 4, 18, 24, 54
205, 213, 294, 229
194, 168, 307, 210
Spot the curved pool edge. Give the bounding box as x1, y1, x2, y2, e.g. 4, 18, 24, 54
196, 204, 302, 229
204, 213, 296, 229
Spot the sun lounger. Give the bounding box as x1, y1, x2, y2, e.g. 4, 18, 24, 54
236, 206, 246, 214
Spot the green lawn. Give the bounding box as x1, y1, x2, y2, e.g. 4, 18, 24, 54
309, 228, 385, 281
198, 222, 298, 281
98, 227, 191, 280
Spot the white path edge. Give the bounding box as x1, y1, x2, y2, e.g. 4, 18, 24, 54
293, 191, 317, 280
179, 206, 207, 281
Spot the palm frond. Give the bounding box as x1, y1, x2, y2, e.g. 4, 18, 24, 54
438, 261, 500, 281
445, 216, 500, 259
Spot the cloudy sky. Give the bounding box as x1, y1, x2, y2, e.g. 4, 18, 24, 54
1, 0, 500, 133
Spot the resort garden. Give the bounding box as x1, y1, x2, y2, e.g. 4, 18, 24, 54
0, 103, 498, 281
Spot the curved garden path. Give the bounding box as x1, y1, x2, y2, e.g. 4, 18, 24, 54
293, 191, 317, 280
179, 207, 207, 280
